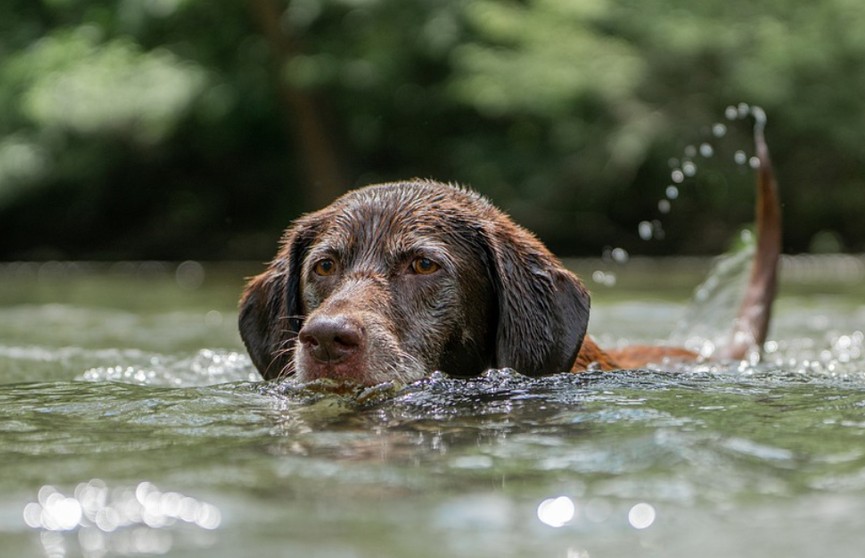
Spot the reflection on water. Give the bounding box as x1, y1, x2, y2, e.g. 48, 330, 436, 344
81, 349, 258, 386
0, 261, 864, 557
627, 502, 656, 529
536, 495, 575, 528
24, 481, 220, 556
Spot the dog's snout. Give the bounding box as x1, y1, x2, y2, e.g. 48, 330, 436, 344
299, 315, 363, 364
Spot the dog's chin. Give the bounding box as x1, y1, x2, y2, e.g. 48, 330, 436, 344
294, 347, 426, 387
294, 352, 363, 384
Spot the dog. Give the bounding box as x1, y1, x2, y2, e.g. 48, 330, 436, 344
239, 128, 780, 386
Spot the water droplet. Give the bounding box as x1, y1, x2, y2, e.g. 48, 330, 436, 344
684, 145, 697, 158
671, 170, 684, 183
668, 157, 680, 168
712, 123, 727, 137
749, 156, 761, 169
638, 221, 654, 240
666, 185, 679, 199
737, 102, 750, 118
592, 270, 617, 287
734, 150, 748, 165
682, 161, 697, 177
725, 106, 739, 120
658, 199, 671, 213
652, 220, 665, 240
699, 142, 714, 157
611, 247, 629, 264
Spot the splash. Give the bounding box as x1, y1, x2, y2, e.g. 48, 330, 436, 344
592, 110, 760, 288
645, 103, 768, 240
636, 104, 781, 363
669, 230, 756, 357
80, 349, 258, 387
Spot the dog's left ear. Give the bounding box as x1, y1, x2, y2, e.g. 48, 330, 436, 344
482, 219, 590, 376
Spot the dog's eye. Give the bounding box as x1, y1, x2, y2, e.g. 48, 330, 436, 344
411, 257, 440, 275
313, 258, 337, 276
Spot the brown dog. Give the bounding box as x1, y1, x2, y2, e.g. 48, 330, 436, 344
240, 127, 780, 385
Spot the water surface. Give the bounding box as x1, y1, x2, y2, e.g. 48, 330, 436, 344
1, 259, 864, 557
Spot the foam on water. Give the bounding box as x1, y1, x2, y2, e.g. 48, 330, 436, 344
80, 349, 258, 386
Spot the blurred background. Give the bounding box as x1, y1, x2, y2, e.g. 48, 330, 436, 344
0, 0, 863, 261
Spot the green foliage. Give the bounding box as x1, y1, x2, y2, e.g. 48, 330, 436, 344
15, 29, 206, 143
452, 0, 645, 118
0, 0, 863, 259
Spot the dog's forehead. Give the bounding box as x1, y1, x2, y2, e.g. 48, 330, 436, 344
295, 182, 499, 275
321, 182, 487, 248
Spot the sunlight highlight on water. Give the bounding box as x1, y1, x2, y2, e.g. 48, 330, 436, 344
628, 502, 656, 529
24, 480, 220, 556
537, 496, 575, 528
24, 481, 221, 532
80, 349, 257, 386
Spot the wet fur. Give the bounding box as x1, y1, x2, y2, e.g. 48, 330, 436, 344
239, 181, 590, 384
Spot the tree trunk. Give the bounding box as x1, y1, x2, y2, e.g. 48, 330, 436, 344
248, 0, 349, 208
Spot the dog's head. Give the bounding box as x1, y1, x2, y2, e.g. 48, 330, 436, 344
239, 180, 590, 385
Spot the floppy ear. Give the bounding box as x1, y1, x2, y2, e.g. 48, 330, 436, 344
483, 219, 591, 376
238, 221, 316, 380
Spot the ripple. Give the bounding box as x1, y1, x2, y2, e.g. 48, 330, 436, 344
81, 348, 259, 387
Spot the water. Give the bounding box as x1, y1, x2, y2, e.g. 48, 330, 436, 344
1, 259, 864, 557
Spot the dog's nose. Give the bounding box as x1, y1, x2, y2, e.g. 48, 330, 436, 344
298, 315, 363, 364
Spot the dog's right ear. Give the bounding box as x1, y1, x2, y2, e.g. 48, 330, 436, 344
238, 220, 317, 380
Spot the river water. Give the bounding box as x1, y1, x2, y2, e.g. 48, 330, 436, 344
1, 258, 863, 557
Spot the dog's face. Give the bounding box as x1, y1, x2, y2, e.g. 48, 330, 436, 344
239, 181, 591, 385
293, 184, 499, 384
